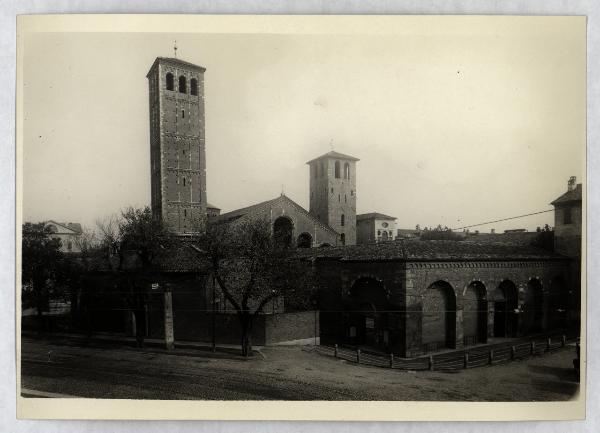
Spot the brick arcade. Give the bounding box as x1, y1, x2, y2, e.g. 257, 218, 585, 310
309, 241, 576, 357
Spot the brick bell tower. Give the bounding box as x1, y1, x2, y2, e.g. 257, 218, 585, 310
147, 55, 207, 234
307, 151, 359, 245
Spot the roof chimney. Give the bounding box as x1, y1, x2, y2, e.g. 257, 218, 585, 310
568, 176, 576, 192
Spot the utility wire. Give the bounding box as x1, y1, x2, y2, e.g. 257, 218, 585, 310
451, 209, 554, 231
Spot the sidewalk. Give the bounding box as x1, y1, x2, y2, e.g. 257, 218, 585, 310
21, 330, 263, 359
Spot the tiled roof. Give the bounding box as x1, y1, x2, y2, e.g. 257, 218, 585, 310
357, 212, 397, 221
85, 242, 211, 273
551, 184, 582, 205
297, 239, 564, 262
306, 151, 360, 164
217, 194, 338, 235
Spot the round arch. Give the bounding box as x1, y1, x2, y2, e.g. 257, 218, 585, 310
493, 280, 519, 338
347, 277, 390, 349
422, 281, 457, 351
463, 281, 488, 345
523, 278, 544, 335
297, 232, 313, 248
273, 216, 294, 249
548, 275, 568, 330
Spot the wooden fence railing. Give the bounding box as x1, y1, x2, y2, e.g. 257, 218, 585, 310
314, 334, 578, 372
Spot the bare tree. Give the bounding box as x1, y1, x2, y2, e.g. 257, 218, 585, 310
196, 218, 314, 357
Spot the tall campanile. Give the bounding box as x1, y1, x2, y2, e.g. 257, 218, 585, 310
147, 56, 207, 234
307, 151, 359, 245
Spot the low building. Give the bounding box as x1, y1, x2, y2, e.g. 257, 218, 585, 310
356, 213, 397, 244
44, 220, 82, 253
206, 203, 221, 222
552, 176, 582, 258
308, 240, 572, 357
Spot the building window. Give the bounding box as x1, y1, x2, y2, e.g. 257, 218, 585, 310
334, 161, 341, 178
182, 110, 185, 119
564, 207, 572, 224
183, 178, 186, 186
190, 78, 198, 96
184, 209, 187, 217
351, 190, 354, 196
179, 76, 187, 93
341, 214, 345, 226
67, 240, 72, 251
166, 73, 174, 90
331, 188, 334, 194
338, 194, 341, 202
344, 162, 350, 179
340, 233, 346, 245
345, 194, 347, 203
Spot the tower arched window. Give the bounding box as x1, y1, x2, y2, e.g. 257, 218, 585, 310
166, 73, 174, 90
179, 76, 187, 93
334, 161, 341, 178
344, 162, 350, 179
183, 178, 186, 186
340, 233, 346, 245
341, 214, 345, 226
190, 78, 198, 96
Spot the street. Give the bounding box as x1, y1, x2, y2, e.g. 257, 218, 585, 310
21, 336, 580, 401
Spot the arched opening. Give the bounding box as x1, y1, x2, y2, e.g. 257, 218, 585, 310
297, 232, 312, 248
190, 78, 198, 96
422, 281, 456, 351
273, 216, 293, 249
178, 76, 187, 93
493, 280, 519, 338
341, 214, 345, 227
382, 231, 389, 241
344, 162, 350, 179
348, 278, 389, 349
340, 233, 346, 245
334, 161, 341, 178
548, 275, 568, 330
166, 73, 174, 90
523, 278, 544, 335
463, 281, 488, 345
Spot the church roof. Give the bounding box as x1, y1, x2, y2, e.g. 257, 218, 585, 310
206, 203, 220, 210
551, 183, 582, 206
297, 239, 565, 262
306, 151, 360, 164
146, 57, 206, 77
217, 194, 338, 235
357, 212, 397, 221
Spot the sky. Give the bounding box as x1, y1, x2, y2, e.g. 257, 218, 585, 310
21, 20, 585, 233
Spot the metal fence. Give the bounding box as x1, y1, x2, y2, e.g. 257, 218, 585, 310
314, 334, 578, 372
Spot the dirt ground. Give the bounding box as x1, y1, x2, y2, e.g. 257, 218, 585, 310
20, 336, 580, 401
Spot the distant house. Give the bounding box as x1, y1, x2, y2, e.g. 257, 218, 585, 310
396, 228, 423, 240
206, 203, 221, 222
356, 213, 397, 245
44, 220, 82, 253
551, 176, 582, 258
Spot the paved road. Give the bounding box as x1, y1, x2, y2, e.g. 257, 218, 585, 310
20, 336, 580, 401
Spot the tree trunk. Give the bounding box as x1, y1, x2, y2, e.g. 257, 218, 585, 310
240, 313, 253, 357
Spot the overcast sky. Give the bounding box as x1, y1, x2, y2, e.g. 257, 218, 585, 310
21, 20, 585, 233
